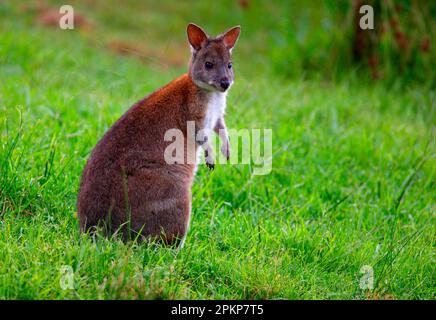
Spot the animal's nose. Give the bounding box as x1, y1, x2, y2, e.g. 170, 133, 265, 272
220, 79, 230, 90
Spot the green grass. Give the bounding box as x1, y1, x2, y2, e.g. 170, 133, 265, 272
0, 1, 435, 299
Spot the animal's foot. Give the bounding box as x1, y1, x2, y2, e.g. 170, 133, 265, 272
205, 149, 215, 170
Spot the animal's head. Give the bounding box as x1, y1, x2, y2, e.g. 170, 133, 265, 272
187, 23, 241, 92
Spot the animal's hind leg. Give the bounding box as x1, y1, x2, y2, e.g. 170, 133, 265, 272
129, 198, 191, 247
125, 170, 192, 246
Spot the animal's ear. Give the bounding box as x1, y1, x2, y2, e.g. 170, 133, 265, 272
187, 23, 208, 51
222, 26, 241, 50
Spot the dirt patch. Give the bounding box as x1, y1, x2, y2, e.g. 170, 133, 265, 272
106, 39, 187, 68
37, 8, 92, 30
23, 1, 186, 68
21, 1, 92, 30
106, 39, 150, 58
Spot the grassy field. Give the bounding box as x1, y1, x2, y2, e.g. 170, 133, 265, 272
0, 1, 435, 299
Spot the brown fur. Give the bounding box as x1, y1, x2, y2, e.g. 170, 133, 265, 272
78, 74, 207, 244
77, 24, 240, 246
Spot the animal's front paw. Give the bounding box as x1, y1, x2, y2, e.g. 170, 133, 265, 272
221, 141, 230, 161
206, 162, 215, 170
205, 149, 215, 171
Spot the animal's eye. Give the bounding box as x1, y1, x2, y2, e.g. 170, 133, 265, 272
205, 62, 213, 69
228, 62, 232, 69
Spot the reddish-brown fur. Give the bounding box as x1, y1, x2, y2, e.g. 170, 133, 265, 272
77, 74, 208, 244
77, 23, 240, 246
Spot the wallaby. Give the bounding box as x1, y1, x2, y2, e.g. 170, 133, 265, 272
77, 23, 240, 246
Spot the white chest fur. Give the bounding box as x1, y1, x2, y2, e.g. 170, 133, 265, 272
194, 91, 227, 170
203, 91, 226, 134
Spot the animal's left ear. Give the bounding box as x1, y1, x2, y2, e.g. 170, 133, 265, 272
221, 26, 241, 50
187, 23, 208, 51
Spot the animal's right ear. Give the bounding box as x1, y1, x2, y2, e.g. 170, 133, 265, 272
187, 23, 208, 52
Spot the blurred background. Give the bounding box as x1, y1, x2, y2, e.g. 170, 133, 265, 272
3, 0, 435, 84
